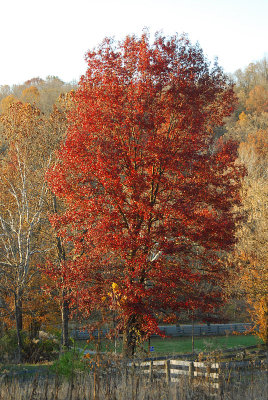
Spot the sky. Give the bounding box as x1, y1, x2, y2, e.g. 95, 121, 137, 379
0, 0, 267, 86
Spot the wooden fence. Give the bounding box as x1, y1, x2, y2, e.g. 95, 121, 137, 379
128, 355, 268, 391
129, 359, 221, 389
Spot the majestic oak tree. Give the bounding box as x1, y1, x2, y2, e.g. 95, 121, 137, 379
48, 33, 243, 356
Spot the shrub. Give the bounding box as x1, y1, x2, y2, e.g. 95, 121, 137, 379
0, 329, 19, 362
50, 346, 86, 378
0, 329, 60, 363
23, 334, 60, 363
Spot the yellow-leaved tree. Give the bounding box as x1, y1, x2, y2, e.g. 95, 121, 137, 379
235, 130, 268, 344
0, 101, 61, 360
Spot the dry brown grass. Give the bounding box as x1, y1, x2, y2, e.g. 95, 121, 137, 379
0, 364, 267, 400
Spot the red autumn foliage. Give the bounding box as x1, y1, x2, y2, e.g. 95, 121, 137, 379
47, 33, 243, 355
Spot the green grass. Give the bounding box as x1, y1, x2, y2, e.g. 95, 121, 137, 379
144, 335, 262, 355
0, 362, 52, 376
75, 334, 263, 356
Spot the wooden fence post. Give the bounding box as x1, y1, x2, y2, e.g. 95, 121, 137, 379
149, 361, 153, 382
206, 363, 211, 382
218, 365, 224, 399
189, 361, 194, 383
165, 360, 170, 384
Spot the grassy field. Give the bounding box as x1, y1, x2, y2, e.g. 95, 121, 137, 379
76, 334, 263, 356
144, 334, 262, 354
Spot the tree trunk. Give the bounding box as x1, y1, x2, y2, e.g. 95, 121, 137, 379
61, 295, 69, 348
52, 193, 70, 349
122, 315, 137, 358
14, 290, 23, 362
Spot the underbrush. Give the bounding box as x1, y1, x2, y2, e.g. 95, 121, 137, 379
0, 330, 60, 363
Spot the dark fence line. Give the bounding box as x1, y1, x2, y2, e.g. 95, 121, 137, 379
72, 323, 253, 340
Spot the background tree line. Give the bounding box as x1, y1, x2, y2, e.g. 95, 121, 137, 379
223, 58, 268, 343
0, 79, 74, 359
